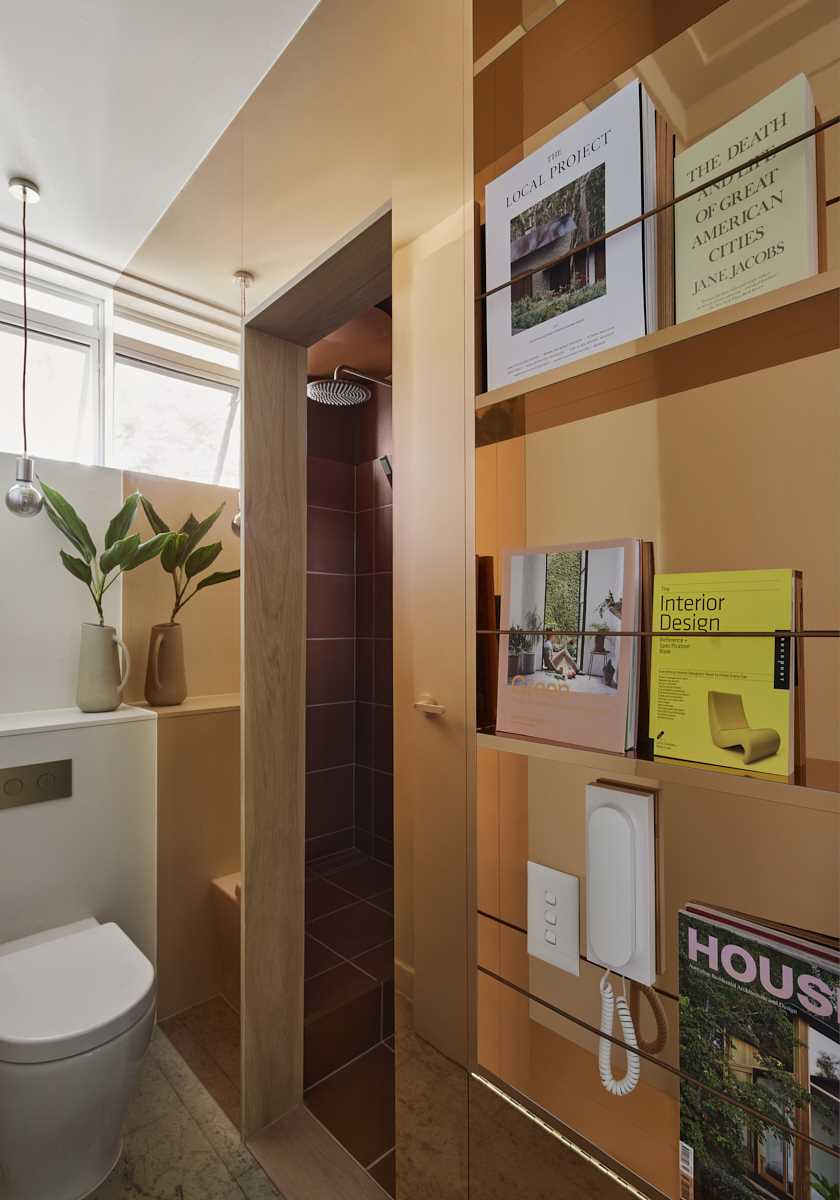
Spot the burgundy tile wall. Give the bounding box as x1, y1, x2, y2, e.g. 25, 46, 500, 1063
306, 415, 357, 861
306, 381, 393, 866
354, 382, 393, 866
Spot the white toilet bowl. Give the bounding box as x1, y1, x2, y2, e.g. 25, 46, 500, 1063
0, 918, 155, 1200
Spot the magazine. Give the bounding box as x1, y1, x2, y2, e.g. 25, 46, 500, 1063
495, 540, 641, 752
679, 904, 839, 1200
484, 81, 658, 391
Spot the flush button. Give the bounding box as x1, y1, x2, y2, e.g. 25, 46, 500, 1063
38, 773, 56, 791
0, 760, 72, 809
3, 778, 23, 797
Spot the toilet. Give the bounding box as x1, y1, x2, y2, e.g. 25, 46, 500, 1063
0, 918, 155, 1200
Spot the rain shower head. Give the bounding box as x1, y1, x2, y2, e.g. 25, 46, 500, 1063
306, 365, 391, 407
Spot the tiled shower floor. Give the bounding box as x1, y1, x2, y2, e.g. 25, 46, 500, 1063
92, 1027, 280, 1199
304, 848, 396, 1196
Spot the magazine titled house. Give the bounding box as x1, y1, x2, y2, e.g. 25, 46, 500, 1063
649, 569, 798, 777
678, 904, 839, 1200
496, 539, 641, 753
675, 74, 817, 324
484, 81, 658, 391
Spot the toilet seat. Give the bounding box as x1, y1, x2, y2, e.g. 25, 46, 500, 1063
0, 921, 155, 1065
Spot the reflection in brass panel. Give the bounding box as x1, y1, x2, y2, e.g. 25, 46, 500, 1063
469, 1072, 647, 1200
474, 0, 522, 62
476, 396, 525, 447
474, 0, 727, 173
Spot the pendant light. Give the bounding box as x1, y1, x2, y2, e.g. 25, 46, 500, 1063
4, 177, 44, 518
230, 269, 252, 538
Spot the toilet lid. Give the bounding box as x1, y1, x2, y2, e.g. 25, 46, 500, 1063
0, 922, 155, 1064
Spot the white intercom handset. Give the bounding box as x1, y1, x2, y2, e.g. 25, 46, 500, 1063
586, 784, 658, 1098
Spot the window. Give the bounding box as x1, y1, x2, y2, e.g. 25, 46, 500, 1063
113, 357, 240, 487
0, 266, 102, 466
0, 324, 99, 464
0, 259, 241, 485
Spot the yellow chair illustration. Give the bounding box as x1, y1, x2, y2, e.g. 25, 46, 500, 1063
708, 691, 781, 765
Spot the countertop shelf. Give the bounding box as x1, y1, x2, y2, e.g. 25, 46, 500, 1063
475, 271, 840, 439
477, 730, 840, 814
0, 705, 156, 737
135, 693, 241, 720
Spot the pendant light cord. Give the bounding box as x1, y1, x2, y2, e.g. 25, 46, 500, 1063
21, 193, 28, 455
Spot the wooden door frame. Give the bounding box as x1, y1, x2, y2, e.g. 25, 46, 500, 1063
239, 206, 392, 1138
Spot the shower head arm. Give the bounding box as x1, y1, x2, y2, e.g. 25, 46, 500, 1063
333, 364, 392, 390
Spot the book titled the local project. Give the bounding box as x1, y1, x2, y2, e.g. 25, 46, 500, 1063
484, 81, 658, 391
649, 569, 797, 776
675, 74, 818, 323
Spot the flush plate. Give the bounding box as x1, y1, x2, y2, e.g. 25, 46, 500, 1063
0, 760, 72, 810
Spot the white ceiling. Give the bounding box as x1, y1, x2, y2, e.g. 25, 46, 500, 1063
0, 0, 319, 270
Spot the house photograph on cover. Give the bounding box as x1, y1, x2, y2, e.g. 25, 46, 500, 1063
506, 546, 623, 694
509, 162, 607, 334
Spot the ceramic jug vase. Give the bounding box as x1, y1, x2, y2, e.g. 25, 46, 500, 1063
77, 623, 132, 713
145, 623, 187, 706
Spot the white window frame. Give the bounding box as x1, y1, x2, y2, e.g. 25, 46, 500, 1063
113, 308, 241, 486
0, 264, 109, 463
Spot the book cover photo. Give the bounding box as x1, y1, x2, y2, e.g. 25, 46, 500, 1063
674, 73, 818, 324
649, 569, 797, 777
496, 540, 641, 752
679, 905, 839, 1200
484, 80, 658, 391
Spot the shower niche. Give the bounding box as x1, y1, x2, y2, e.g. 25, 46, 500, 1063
303, 302, 397, 1194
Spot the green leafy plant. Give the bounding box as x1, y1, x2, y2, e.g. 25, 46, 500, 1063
507, 624, 528, 655
40, 482, 172, 626
523, 608, 542, 652
812, 1173, 840, 1200
140, 497, 240, 623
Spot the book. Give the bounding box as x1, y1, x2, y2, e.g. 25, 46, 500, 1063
675, 74, 818, 324
484, 81, 658, 391
495, 540, 642, 752
678, 904, 839, 1200
649, 569, 798, 777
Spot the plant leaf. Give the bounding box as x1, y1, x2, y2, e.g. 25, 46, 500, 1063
60, 550, 92, 585
184, 542, 222, 579
140, 496, 170, 536
179, 503, 225, 564
123, 532, 173, 571
161, 531, 188, 573
195, 569, 240, 594
38, 479, 97, 562
100, 533, 141, 575
180, 514, 199, 534
105, 492, 140, 548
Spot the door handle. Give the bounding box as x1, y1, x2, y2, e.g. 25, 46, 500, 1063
414, 694, 446, 717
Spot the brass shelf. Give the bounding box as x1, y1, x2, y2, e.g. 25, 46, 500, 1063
476, 731, 840, 813
475, 270, 840, 438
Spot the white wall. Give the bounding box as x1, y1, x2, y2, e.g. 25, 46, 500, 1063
0, 453, 123, 714
0, 710, 157, 957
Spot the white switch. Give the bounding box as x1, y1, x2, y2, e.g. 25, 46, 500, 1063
528, 862, 580, 976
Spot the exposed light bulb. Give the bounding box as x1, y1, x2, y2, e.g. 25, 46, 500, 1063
5, 455, 43, 517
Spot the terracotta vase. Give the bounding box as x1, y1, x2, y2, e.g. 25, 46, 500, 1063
77, 623, 131, 713
145, 623, 187, 706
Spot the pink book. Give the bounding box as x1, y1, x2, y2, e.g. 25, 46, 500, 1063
495, 540, 641, 752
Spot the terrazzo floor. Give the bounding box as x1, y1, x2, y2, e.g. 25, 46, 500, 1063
91, 1027, 284, 1200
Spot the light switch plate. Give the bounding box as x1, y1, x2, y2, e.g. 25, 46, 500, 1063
586, 782, 656, 986
527, 861, 580, 975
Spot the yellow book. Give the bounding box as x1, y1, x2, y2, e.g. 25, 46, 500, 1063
675, 74, 818, 323
649, 569, 796, 777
